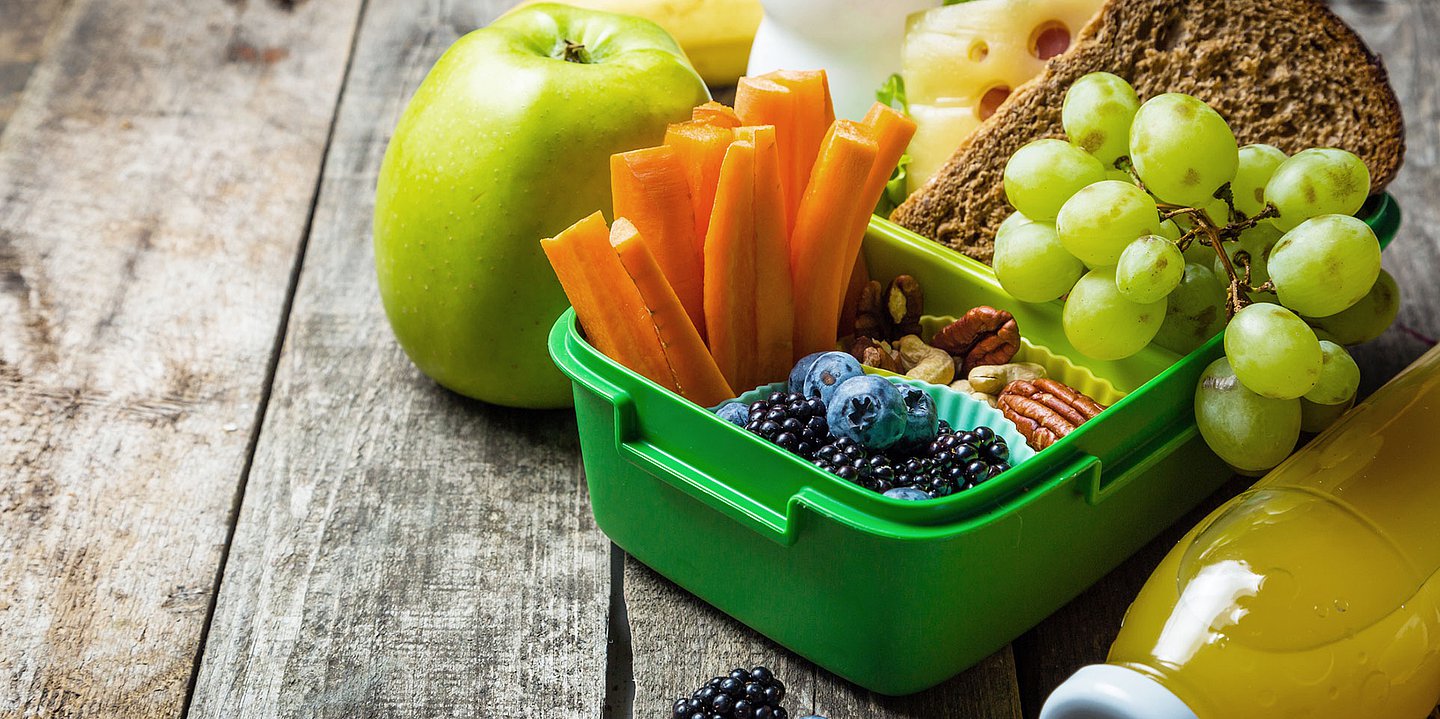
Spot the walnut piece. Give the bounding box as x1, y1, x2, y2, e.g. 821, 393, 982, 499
886, 275, 924, 338
930, 306, 1021, 375
854, 280, 888, 341
847, 336, 902, 373
998, 378, 1105, 450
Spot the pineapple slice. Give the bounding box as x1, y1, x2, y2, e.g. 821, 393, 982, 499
902, 0, 1104, 193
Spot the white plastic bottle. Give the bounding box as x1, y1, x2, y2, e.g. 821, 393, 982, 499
1043, 343, 1440, 719
745, 0, 937, 120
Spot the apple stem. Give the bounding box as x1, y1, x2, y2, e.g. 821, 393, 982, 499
562, 40, 592, 64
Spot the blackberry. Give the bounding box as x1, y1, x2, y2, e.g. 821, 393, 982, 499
743, 392, 832, 460
673, 666, 788, 719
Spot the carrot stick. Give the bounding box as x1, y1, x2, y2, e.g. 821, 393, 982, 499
734, 76, 797, 233
735, 125, 794, 384
789, 121, 879, 359
858, 102, 918, 215
611, 146, 706, 339
835, 103, 919, 334
692, 101, 741, 128
610, 218, 735, 407
664, 121, 734, 251
703, 140, 759, 391
735, 71, 835, 236
541, 212, 677, 392
771, 69, 835, 216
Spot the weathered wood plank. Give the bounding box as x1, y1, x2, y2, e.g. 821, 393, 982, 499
0, 0, 70, 135
0, 0, 362, 715
185, 1, 612, 716
625, 556, 1023, 719
1010, 2, 1440, 715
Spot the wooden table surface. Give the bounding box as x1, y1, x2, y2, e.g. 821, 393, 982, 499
2, 0, 1436, 717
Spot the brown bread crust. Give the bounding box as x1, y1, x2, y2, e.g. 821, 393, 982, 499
891, 0, 1406, 264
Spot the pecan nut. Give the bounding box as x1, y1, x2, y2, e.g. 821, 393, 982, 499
886, 275, 924, 338
930, 306, 1020, 374
998, 378, 1105, 450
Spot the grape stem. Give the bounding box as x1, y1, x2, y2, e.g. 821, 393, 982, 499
1116, 155, 1282, 317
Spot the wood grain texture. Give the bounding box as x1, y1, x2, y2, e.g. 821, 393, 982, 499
625, 556, 1023, 719
0, 0, 361, 715
185, 1, 612, 717
1010, 5, 1440, 715
0, 0, 70, 134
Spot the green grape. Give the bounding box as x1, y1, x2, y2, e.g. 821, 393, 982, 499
1195, 357, 1302, 473
996, 210, 1034, 241
1265, 148, 1371, 231
1004, 139, 1107, 221
1055, 180, 1160, 267
1063, 267, 1166, 360
1224, 303, 1322, 399
993, 221, 1085, 303
1115, 235, 1184, 303
1300, 394, 1354, 434
1306, 269, 1400, 345
1157, 218, 1181, 241
1304, 340, 1360, 405
1231, 144, 1287, 218
1153, 262, 1227, 354
1129, 93, 1239, 206
1268, 214, 1381, 317
1063, 72, 1141, 164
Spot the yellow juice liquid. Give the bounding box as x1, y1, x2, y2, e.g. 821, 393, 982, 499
1109, 345, 1440, 718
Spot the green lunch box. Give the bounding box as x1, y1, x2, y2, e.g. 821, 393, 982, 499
547, 195, 1401, 695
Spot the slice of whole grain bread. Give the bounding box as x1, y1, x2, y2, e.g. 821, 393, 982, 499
891, 0, 1405, 264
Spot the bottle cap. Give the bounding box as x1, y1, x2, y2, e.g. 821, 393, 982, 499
1040, 664, 1199, 719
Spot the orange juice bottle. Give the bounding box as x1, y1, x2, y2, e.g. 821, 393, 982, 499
1042, 343, 1440, 719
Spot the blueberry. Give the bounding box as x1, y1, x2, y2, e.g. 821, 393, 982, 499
800, 352, 864, 405
750, 666, 774, 683
884, 486, 931, 501
789, 351, 829, 393
714, 401, 750, 426
895, 384, 940, 448
826, 376, 907, 450
974, 426, 995, 442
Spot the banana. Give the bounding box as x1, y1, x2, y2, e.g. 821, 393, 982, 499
513, 0, 761, 87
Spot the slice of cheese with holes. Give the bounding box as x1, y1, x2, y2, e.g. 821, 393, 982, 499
902, 0, 1104, 193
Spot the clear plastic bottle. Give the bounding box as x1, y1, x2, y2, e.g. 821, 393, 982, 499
1042, 344, 1440, 719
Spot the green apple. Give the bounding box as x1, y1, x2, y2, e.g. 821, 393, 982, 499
375, 3, 709, 408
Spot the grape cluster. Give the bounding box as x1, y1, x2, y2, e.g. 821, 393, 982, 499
742, 391, 833, 460
811, 422, 1010, 499
672, 666, 788, 719
997, 72, 1399, 474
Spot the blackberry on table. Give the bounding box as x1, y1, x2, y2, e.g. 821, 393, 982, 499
673, 666, 788, 719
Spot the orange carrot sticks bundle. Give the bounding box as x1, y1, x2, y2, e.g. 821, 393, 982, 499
735, 124, 795, 385
664, 121, 734, 249
703, 140, 760, 392
541, 212, 677, 391
692, 101, 741, 128
789, 121, 879, 359
611, 146, 706, 339
610, 218, 735, 407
